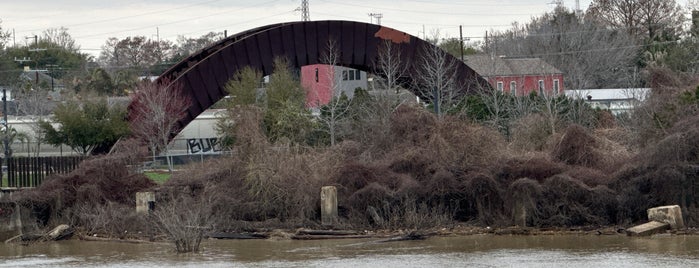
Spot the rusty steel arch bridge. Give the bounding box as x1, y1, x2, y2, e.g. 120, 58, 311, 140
141, 20, 489, 134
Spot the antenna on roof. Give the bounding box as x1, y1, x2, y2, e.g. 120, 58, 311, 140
369, 13, 383, 25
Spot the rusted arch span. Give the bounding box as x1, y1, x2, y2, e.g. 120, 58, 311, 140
153, 20, 489, 133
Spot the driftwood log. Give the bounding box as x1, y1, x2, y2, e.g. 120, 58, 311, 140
206, 232, 269, 239
4, 224, 73, 244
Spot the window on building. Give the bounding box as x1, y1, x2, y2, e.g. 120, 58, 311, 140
342, 69, 362, 81
315, 68, 319, 82
538, 80, 544, 95
497, 81, 503, 91
553, 79, 560, 95
510, 81, 516, 95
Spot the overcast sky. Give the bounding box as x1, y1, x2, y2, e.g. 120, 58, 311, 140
0, 0, 646, 57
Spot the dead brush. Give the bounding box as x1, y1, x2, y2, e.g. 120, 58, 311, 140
426, 117, 506, 169
459, 172, 506, 225
563, 166, 613, 187
11, 153, 156, 230
509, 113, 554, 152
591, 128, 635, 173
379, 197, 454, 230
388, 104, 437, 145
538, 174, 616, 226
243, 145, 332, 222
73, 201, 149, 239
550, 124, 600, 168
387, 147, 437, 182
495, 155, 566, 185
507, 178, 543, 226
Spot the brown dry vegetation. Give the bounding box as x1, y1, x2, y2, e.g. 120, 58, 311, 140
9, 69, 699, 236
9, 139, 156, 237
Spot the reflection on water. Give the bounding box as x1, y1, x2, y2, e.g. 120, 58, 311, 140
2, 235, 699, 267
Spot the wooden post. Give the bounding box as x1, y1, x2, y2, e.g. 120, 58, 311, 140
321, 186, 338, 226
136, 192, 155, 214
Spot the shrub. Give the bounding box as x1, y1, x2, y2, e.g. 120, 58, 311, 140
12, 153, 156, 230
460, 172, 505, 225
551, 124, 600, 168
538, 174, 616, 226
507, 178, 543, 226
496, 155, 566, 184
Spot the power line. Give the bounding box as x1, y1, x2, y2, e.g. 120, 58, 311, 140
318, 0, 540, 16
71, 0, 282, 40
160, 10, 294, 40
13, 0, 226, 33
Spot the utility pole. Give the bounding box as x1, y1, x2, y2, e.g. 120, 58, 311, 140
459, 25, 464, 61
2, 88, 11, 175
28, 35, 46, 52
24, 35, 47, 87
369, 13, 383, 25
301, 0, 310, 21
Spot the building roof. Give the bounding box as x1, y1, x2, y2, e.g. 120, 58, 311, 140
464, 55, 563, 77
565, 88, 650, 101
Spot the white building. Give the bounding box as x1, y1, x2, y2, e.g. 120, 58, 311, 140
565, 88, 650, 115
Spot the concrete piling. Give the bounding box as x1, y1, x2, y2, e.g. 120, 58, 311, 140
320, 186, 337, 226
136, 192, 155, 214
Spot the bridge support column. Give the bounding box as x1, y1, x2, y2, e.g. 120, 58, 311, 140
321, 186, 337, 226
136, 192, 155, 214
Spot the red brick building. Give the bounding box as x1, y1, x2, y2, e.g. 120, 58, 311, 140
465, 55, 564, 96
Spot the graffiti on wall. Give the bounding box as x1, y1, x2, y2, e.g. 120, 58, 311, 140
187, 138, 222, 154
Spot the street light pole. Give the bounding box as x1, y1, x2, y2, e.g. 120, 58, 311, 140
2, 88, 10, 179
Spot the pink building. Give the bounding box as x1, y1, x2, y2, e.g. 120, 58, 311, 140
465, 55, 564, 96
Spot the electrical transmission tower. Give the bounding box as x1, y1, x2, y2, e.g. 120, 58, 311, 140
301, 0, 310, 21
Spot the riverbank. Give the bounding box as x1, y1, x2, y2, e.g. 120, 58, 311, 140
36, 223, 699, 245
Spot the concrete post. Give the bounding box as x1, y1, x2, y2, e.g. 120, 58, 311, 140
136, 192, 155, 214
513, 202, 527, 227
321, 186, 338, 226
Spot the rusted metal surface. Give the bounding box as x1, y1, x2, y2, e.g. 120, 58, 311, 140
374, 27, 411, 44
144, 20, 489, 137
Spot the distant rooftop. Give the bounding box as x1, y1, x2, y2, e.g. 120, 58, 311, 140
565, 88, 650, 101
465, 55, 562, 77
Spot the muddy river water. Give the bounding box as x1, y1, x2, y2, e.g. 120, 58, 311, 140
2, 234, 699, 267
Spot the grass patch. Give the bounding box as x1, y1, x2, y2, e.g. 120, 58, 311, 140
144, 171, 171, 184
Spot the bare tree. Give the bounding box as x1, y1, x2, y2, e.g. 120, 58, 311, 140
587, 0, 685, 41
152, 194, 216, 253
98, 36, 173, 73
315, 39, 354, 146
414, 31, 460, 119
0, 19, 10, 49
129, 78, 191, 172
42, 27, 78, 51
172, 32, 224, 61
375, 40, 407, 94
